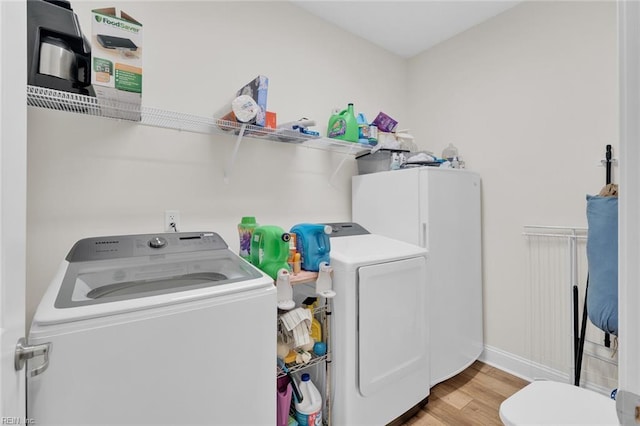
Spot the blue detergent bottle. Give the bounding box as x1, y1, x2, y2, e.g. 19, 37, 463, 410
290, 224, 331, 272
356, 112, 370, 144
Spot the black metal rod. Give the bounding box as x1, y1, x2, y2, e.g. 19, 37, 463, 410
573, 285, 579, 363
603, 145, 612, 348
575, 275, 589, 386
606, 144, 612, 185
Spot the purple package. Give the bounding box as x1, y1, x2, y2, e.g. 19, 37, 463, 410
372, 112, 398, 133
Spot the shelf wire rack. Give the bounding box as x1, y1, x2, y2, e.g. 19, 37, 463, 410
26, 85, 371, 156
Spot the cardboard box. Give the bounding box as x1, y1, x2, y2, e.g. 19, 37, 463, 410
91, 7, 142, 121
236, 75, 268, 127
265, 111, 277, 129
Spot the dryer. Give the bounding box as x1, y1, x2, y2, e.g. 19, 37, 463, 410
27, 232, 276, 425
326, 223, 430, 425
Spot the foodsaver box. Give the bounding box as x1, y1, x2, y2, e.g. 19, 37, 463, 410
91, 7, 142, 120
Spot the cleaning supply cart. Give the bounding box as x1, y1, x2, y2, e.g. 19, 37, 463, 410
276, 269, 334, 426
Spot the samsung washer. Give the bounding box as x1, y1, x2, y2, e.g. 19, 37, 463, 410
27, 232, 276, 425
326, 223, 430, 426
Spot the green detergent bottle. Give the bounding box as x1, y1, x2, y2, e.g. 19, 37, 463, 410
249, 225, 291, 280
327, 103, 358, 142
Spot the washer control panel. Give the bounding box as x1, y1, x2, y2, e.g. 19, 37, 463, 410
148, 236, 167, 249
325, 222, 370, 238
66, 232, 228, 262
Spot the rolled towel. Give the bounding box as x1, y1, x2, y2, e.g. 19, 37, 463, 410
279, 308, 312, 348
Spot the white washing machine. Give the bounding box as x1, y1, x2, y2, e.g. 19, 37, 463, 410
326, 223, 430, 426
26, 232, 276, 426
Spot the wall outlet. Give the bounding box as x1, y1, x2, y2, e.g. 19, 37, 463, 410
165, 210, 180, 232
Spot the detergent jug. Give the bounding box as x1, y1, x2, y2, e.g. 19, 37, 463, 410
356, 112, 370, 144
327, 103, 358, 142
250, 225, 291, 279
294, 373, 322, 426
290, 224, 332, 272
237, 216, 258, 260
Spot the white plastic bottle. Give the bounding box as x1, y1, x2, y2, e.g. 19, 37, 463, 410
451, 156, 460, 169
294, 373, 323, 426
442, 143, 459, 161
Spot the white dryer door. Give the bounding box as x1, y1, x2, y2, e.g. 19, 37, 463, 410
357, 256, 428, 397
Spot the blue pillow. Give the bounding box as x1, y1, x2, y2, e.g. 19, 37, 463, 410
586, 195, 618, 336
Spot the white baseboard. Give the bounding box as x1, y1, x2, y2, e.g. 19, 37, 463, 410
478, 344, 569, 383
478, 344, 614, 396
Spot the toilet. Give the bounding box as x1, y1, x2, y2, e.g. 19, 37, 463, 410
500, 380, 619, 425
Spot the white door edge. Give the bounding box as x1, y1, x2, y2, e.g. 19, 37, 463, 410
0, 0, 28, 420
618, 0, 640, 395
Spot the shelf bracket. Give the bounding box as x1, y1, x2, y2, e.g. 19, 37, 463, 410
328, 143, 360, 187
224, 123, 247, 184
328, 156, 349, 187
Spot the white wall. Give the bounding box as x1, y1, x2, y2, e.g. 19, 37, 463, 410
26, 1, 407, 325
408, 0, 618, 366
26, 0, 619, 385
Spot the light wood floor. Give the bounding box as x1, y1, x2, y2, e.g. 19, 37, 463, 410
403, 361, 529, 425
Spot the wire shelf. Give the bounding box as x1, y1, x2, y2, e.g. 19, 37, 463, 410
277, 353, 328, 379
28, 85, 98, 114
26, 85, 371, 155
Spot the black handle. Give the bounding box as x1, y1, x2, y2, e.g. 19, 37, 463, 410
606, 144, 612, 185
75, 54, 91, 86
277, 358, 303, 403
287, 371, 303, 403
603, 144, 612, 348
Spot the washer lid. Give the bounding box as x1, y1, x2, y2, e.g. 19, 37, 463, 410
32, 232, 273, 326
55, 249, 264, 309
329, 234, 427, 266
